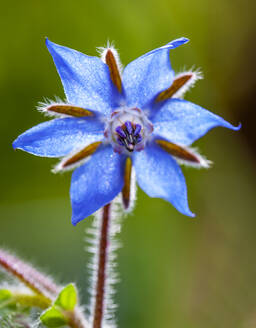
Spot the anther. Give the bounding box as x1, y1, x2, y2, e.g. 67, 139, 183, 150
135, 135, 142, 143
115, 121, 143, 153
134, 124, 141, 136
106, 107, 153, 154
115, 126, 126, 139
125, 121, 133, 134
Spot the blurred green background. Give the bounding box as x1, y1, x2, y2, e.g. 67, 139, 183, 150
1, 0, 256, 327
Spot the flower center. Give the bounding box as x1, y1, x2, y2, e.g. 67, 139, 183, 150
116, 121, 142, 152
105, 107, 153, 154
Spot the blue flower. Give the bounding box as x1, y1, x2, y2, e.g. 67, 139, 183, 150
13, 38, 240, 225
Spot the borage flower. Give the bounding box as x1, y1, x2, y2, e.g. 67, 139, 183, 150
13, 38, 240, 225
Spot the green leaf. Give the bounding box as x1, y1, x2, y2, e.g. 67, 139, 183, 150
0, 290, 12, 304
55, 283, 77, 311
40, 306, 67, 327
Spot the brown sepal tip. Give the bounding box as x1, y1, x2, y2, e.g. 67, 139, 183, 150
122, 157, 132, 209
156, 139, 210, 168
105, 49, 122, 93
156, 73, 194, 102
56, 142, 102, 172
47, 104, 93, 117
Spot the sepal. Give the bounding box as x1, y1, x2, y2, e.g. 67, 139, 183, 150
155, 69, 203, 102
156, 139, 211, 169
40, 306, 68, 327
40, 284, 79, 327
54, 283, 77, 311
99, 44, 123, 93
0, 289, 12, 304
37, 99, 94, 118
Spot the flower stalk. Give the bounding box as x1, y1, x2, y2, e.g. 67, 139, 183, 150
92, 203, 111, 328
9, 36, 241, 328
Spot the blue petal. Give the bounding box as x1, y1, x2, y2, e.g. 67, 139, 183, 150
71, 145, 125, 225
46, 38, 120, 116
122, 38, 189, 109
13, 117, 104, 157
133, 144, 194, 217
152, 99, 241, 145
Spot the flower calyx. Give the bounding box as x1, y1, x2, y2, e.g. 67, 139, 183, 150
105, 107, 153, 154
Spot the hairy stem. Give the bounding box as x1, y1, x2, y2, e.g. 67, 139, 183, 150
68, 309, 88, 328
0, 249, 89, 328
0, 249, 58, 300
92, 204, 111, 328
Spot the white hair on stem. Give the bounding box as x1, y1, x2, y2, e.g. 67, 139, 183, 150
85, 197, 126, 328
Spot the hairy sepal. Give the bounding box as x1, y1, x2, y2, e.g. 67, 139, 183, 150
121, 158, 137, 213
97, 41, 123, 73
172, 68, 203, 99
175, 147, 212, 169
156, 140, 211, 169
37, 99, 93, 118
53, 142, 101, 173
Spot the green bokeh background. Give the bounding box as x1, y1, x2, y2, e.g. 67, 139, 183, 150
1, 0, 256, 327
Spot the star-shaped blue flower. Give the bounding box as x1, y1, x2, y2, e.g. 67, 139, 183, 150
13, 37, 240, 225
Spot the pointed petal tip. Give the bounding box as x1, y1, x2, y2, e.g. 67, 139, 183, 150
71, 220, 77, 226
232, 122, 242, 131
180, 37, 190, 44
174, 203, 195, 218
188, 211, 196, 218
165, 197, 195, 218
12, 136, 31, 153
45, 37, 54, 54
45, 38, 58, 53
12, 138, 18, 150
45, 37, 55, 51
168, 37, 189, 48
71, 215, 83, 226
72, 211, 93, 225
224, 121, 241, 132
152, 99, 241, 145
45, 37, 50, 46
12, 137, 23, 151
